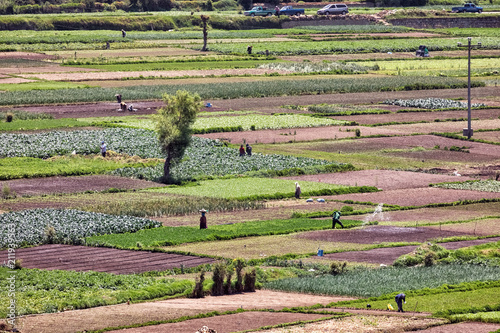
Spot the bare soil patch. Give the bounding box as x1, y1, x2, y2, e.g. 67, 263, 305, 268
0, 244, 215, 274
296, 225, 471, 245
110, 312, 329, 333
331, 187, 500, 206
1, 175, 165, 197
0, 52, 58, 61
18, 290, 348, 333
284, 170, 474, 190
315, 237, 500, 265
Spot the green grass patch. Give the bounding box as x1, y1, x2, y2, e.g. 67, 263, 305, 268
0, 81, 92, 92
145, 178, 377, 200
0, 118, 92, 131
0, 267, 193, 317
0, 155, 161, 180
85, 217, 364, 249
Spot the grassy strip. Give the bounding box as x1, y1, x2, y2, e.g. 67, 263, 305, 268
0, 81, 92, 92
0, 76, 483, 106
145, 178, 378, 200
330, 281, 500, 314
0, 155, 161, 180
449, 311, 500, 324
265, 264, 500, 299
85, 218, 364, 249
0, 267, 193, 317
0, 118, 92, 131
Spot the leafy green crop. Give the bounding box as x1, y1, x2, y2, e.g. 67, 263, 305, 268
0, 209, 161, 248
146, 178, 375, 200
384, 98, 486, 109
0, 267, 192, 317
433, 180, 500, 192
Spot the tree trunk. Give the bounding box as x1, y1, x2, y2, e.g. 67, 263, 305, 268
163, 150, 173, 183
201, 15, 209, 52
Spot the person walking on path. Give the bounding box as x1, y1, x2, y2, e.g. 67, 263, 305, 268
100, 141, 107, 157
295, 182, 301, 199
246, 143, 252, 156
199, 209, 208, 229
332, 210, 344, 229
395, 293, 406, 312
239, 145, 245, 156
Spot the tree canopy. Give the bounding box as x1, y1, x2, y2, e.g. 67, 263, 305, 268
155, 90, 202, 183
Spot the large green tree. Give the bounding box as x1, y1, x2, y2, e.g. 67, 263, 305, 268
155, 90, 202, 183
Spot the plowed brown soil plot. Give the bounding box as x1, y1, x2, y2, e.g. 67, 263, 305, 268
297, 225, 471, 244
316, 237, 500, 265
110, 312, 330, 333
0, 175, 165, 197
0, 244, 215, 274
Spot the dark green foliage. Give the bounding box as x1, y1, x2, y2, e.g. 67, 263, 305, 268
192, 125, 243, 134
329, 261, 347, 276
424, 252, 438, 267
191, 270, 205, 298
234, 258, 245, 293
224, 271, 233, 295
211, 262, 226, 296
243, 268, 257, 292
5, 113, 13, 122
355, 128, 361, 137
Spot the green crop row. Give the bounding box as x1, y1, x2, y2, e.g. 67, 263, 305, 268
0, 118, 91, 132
0, 267, 193, 317
85, 217, 364, 249
265, 264, 500, 298
85, 114, 347, 132
205, 37, 500, 56
145, 177, 378, 200
433, 180, 500, 192
384, 98, 487, 109
0, 155, 161, 180
0, 76, 483, 105
80, 194, 265, 217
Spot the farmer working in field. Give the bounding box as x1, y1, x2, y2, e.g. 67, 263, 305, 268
395, 293, 406, 312
332, 210, 344, 229
100, 141, 107, 157
199, 209, 207, 229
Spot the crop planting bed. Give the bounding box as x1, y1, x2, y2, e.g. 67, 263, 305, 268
1, 175, 165, 197
0, 244, 215, 274
297, 225, 470, 244
317, 237, 500, 265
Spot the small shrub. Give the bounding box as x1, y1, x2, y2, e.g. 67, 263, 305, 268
224, 271, 233, 295
211, 262, 226, 296
2, 184, 16, 199
14, 259, 23, 269
234, 258, 245, 293
43, 225, 57, 244
191, 270, 205, 298
5, 112, 13, 122
329, 261, 347, 275
340, 206, 353, 213
243, 268, 256, 292
355, 128, 361, 137
424, 252, 438, 267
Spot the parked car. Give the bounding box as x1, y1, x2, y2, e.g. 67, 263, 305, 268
244, 6, 276, 16
278, 6, 305, 16
317, 3, 349, 15
451, 3, 483, 12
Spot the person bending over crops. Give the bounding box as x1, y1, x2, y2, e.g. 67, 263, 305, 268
395, 293, 406, 312
246, 143, 252, 156
239, 145, 245, 156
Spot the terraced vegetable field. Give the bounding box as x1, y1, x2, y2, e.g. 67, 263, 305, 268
1, 13, 500, 333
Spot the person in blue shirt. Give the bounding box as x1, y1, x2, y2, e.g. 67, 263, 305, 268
395, 293, 406, 312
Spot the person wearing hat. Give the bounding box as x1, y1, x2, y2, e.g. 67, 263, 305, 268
100, 141, 107, 157
199, 209, 207, 229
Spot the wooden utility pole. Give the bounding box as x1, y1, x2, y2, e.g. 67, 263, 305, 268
201, 15, 209, 51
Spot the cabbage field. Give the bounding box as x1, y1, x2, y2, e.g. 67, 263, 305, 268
0, 209, 161, 247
